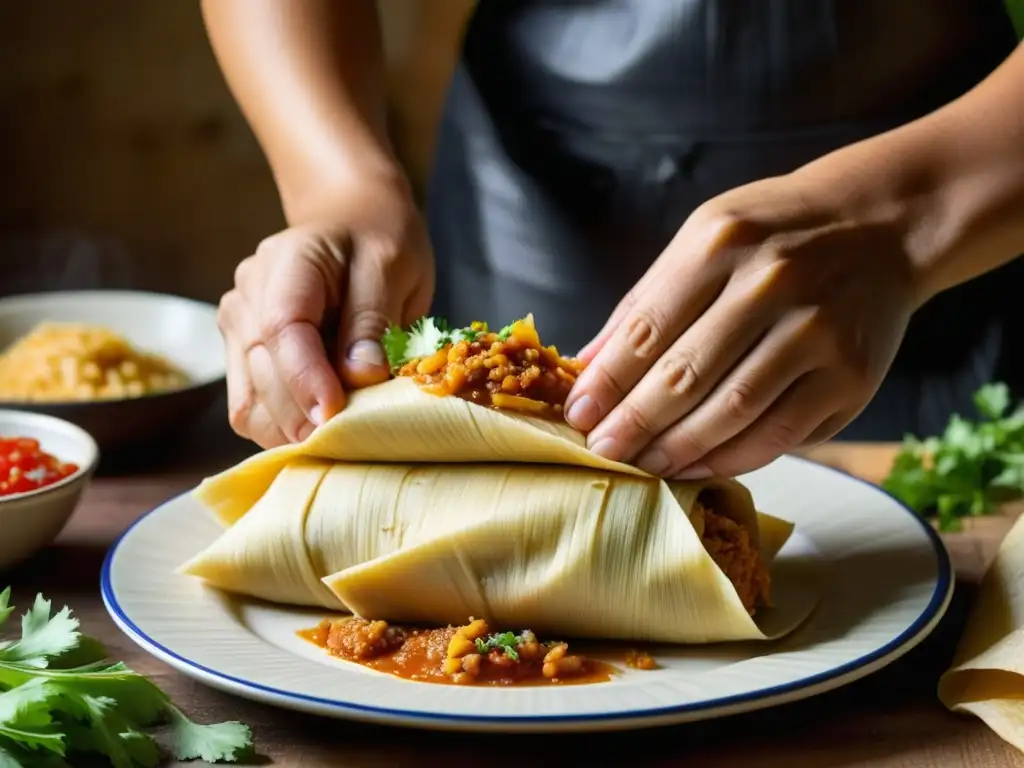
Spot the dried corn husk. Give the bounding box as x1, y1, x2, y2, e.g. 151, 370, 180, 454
183, 377, 808, 644
193, 377, 644, 526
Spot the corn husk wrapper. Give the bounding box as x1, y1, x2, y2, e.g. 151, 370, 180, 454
183, 377, 801, 644
938, 514, 1024, 753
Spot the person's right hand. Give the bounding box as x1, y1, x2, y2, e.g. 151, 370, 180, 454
217, 181, 435, 448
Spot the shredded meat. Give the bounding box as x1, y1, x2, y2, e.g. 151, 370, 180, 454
323, 618, 407, 660
695, 498, 772, 614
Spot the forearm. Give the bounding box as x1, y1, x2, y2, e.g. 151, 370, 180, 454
796, 43, 1024, 305
201, 0, 406, 223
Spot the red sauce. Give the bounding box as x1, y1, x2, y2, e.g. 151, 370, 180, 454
299, 618, 619, 687
0, 436, 79, 496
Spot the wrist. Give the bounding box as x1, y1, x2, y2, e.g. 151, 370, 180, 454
793, 98, 1024, 307
789, 136, 941, 308
790, 114, 1017, 309
277, 143, 413, 227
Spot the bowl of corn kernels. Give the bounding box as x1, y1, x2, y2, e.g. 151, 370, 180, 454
0, 290, 226, 450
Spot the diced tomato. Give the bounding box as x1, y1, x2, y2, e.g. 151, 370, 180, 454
0, 435, 79, 497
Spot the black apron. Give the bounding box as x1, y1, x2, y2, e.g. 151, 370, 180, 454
426, 0, 1023, 440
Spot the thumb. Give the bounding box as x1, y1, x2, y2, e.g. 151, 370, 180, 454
259, 239, 347, 427
337, 252, 405, 389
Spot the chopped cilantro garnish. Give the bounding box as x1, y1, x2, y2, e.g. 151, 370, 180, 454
0, 587, 253, 766
474, 631, 525, 661
496, 323, 516, 341
380, 316, 521, 369
881, 382, 1024, 532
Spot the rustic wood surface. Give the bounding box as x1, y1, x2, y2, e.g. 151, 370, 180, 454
3, 398, 1021, 768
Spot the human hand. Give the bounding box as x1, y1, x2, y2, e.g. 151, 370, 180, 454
217, 180, 434, 448
564, 173, 920, 479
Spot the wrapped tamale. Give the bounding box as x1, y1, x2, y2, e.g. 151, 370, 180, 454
182, 317, 806, 644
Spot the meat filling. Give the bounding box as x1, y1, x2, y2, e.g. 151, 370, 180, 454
396, 317, 583, 419
694, 494, 772, 614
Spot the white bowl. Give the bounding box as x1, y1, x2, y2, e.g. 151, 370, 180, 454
0, 409, 99, 572
0, 290, 227, 451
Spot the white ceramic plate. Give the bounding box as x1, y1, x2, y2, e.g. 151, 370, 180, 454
102, 455, 952, 733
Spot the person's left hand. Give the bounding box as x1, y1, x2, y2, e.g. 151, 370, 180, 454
563, 172, 921, 479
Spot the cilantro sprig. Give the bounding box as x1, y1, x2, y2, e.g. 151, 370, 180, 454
0, 587, 253, 767
474, 631, 522, 661
381, 317, 479, 370
881, 382, 1024, 532
381, 316, 524, 370
472, 629, 543, 662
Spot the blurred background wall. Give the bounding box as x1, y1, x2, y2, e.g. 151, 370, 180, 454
0, 0, 475, 305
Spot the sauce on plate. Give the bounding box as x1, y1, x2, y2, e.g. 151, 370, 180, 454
299, 617, 624, 686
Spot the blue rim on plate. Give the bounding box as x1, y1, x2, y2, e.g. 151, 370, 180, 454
100, 454, 954, 725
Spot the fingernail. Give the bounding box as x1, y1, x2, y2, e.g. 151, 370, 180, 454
674, 463, 712, 481
347, 340, 388, 369
637, 448, 671, 476
310, 405, 324, 426
589, 436, 623, 462
566, 395, 601, 431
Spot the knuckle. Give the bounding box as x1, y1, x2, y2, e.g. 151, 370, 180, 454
280, 411, 312, 444
722, 380, 760, 423
623, 307, 668, 359
366, 237, 403, 270
693, 206, 759, 254
763, 416, 802, 453
617, 399, 659, 439
793, 309, 845, 367
227, 398, 252, 436
345, 306, 391, 337
590, 361, 629, 402
233, 254, 259, 291
805, 412, 849, 447
254, 230, 290, 259
216, 291, 239, 334
258, 308, 297, 348
659, 350, 700, 398
666, 429, 711, 465
749, 243, 800, 297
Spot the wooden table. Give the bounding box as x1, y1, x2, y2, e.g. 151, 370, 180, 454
4, 405, 1022, 768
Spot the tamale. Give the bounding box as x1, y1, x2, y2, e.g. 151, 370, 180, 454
182, 316, 809, 645
184, 460, 795, 644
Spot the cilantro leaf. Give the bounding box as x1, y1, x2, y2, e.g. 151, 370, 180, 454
0, 679, 60, 735
0, 589, 11, 631
881, 382, 1024, 532
0, 723, 64, 758
380, 323, 410, 370
0, 596, 80, 668
404, 317, 452, 361
447, 326, 478, 345
0, 741, 29, 768
974, 382, 1010, 421
54, 691, 160, 768
474, 631, 524, 661
0, 588, 254, 766
166, 705, 253, 764
381, 316, 490, 368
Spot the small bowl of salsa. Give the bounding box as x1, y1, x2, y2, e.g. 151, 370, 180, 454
0, 409, 99, 571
